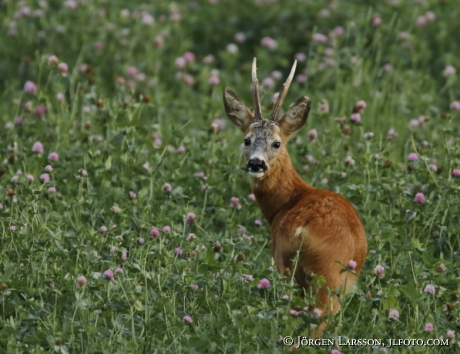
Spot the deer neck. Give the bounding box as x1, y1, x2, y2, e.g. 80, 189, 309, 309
250, 150, 308, 226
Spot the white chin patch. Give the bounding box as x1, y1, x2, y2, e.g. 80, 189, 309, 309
248, 171, 265, 178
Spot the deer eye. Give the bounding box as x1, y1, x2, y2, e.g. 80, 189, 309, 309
244, 138, 251, 146
273, 141, 281, 149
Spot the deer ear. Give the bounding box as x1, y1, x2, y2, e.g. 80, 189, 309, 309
278, 96, 311, 135
223, 88, 254, 132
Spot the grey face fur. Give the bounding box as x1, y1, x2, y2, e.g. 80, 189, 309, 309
243, 120, 282, 178
223, 87, 311, 179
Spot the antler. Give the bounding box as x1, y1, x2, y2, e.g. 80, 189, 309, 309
252, 57, 263, 120
270, 60, 297, 121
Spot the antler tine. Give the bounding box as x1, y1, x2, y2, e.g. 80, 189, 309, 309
252, 57, 263, 120
270, 60, 297, 121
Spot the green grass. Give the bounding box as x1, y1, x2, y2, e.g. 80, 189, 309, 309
0, 0, 459, 353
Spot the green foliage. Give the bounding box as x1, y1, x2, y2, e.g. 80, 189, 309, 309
0, 0, 459, 352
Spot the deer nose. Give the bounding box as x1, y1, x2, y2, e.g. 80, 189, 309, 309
247, 158, 267, 172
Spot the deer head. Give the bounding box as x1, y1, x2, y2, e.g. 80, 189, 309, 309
223, 58, 311, 179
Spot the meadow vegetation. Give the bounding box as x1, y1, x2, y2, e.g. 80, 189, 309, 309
0, 0, 459, 352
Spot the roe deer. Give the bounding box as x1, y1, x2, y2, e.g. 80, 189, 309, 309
223, 58, 367, 337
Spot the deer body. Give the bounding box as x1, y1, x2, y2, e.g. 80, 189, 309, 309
251, 147, 366, 300
223, 58, 367, 337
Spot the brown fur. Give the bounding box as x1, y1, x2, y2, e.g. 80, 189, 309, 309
223, 82, 367, 338
252, 148, 366, 336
